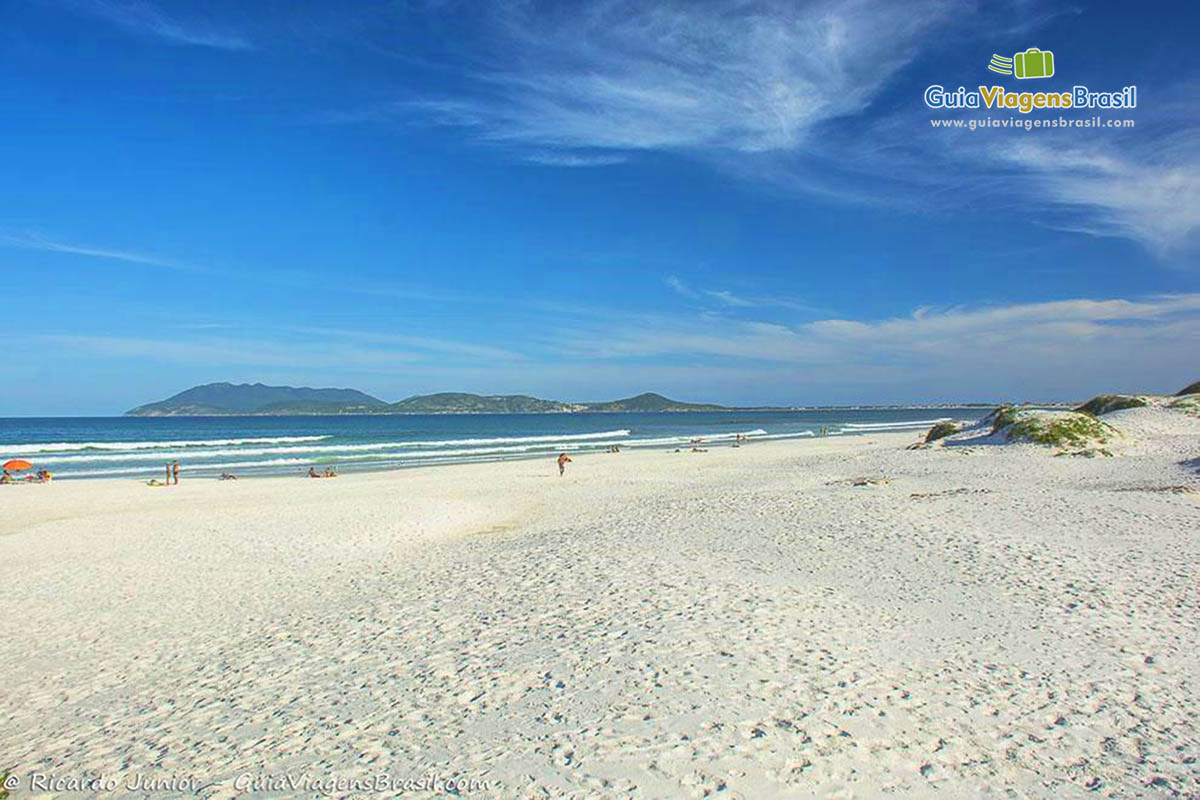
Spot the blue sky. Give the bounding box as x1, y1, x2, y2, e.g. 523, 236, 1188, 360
1, 0, 1197, 414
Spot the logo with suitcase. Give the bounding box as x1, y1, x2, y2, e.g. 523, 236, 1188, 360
988, 48, 1055, 79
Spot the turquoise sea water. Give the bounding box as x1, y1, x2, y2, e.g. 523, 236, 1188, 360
0, 409, 987, 480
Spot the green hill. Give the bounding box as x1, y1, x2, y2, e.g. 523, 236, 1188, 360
126, 382, 389, 416
389, 393, 579, 413
127, 384, 736, 416
581, 392, 726, 412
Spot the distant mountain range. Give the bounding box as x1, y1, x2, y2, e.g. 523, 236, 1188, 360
125, 383, 736, 416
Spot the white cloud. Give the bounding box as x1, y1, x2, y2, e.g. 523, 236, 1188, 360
73, 0, 252, 50
664, 274, 818, 313
664, 275, 700, 300
704, 289, 757, 307
522, 151, 628, 167
282, 326, 528, 362
0, 233, 183, 269
552, 293, 1200, 398
408, 0, 953, 156
387, 1, 1199, 256
35, 293, 1200, 403
992, 139, 1200, 257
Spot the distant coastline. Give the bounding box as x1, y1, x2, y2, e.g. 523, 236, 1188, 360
124, 382, 1041, 417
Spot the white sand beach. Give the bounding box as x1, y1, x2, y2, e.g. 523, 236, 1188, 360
2, 407, 1198, 798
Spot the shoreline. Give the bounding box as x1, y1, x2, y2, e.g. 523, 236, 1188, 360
4, 419, 965, 482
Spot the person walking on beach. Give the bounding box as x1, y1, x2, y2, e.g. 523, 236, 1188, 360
557, 452, 572, 477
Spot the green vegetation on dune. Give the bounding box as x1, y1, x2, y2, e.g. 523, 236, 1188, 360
980, 405, 1116, 454
986, 406, 1021, 434
1167, 395, 1200, 417
1001, 410, 1115, 448
924, 422, 960, 443
1074, 394, 1148, 416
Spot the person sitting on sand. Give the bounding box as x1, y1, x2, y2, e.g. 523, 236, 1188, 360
557, 452, 572, 476
219, 472, 237, 481
323, 467, 338, 478
308, 467, 320, 478
0, 470, 12, 484
35, 469, 51, 482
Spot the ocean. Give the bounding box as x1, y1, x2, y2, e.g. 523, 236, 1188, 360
0, 408, 988, 480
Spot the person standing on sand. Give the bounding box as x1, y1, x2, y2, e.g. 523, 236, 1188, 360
557, 452, 572, 476
172, 461, 179, 486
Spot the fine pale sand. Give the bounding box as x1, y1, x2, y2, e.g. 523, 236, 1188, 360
2, 408, 1198, 798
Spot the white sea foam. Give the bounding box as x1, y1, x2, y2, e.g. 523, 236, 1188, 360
32, 433, 628, 464
16, 430, 634, 460
387, 429, 632, 447
30, 424, 931, 476
52, 429, 780, 473
839, 418, 950, 430
8, 436, 331, 454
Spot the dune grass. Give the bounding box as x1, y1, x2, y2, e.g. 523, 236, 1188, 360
987, 406, 1115, 453
924, 422, 961, 443
1168, 395, 1200, 417
1075, 394, 1148, 416
1006, 413, 1113, 448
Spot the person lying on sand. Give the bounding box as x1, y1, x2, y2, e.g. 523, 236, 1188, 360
557, 452, 572, 476
219, 472, 237, 481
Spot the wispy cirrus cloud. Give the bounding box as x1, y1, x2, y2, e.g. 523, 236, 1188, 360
34, 292, 1200, 403
372, 1, 1198, 257
664, 274, 819, 313
68, 0, 252, 50
989, 137, 1200, 257
42, 334, 425, 371
552, 293, 1200, 399
282, 325, 528, 362
396, 0, 954, 160
522, 151, 629, 168
0, 232, 186, 269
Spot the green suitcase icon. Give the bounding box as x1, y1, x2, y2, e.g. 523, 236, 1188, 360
1014, 48, 1054, 79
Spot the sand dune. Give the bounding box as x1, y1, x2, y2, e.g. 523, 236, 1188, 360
2, 408, 1198, 798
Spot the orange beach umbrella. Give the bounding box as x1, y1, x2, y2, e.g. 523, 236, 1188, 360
3, 459, 33, 471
